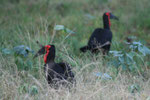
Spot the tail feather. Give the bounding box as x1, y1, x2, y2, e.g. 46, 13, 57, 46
80, 46, 90, 52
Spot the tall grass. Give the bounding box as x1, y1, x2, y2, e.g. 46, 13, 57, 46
0, 0, 150, 99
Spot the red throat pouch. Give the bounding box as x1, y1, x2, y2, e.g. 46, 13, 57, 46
44, 45, 51, 63
105, 12, 111, 27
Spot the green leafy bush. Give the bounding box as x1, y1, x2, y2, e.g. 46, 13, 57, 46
1, 45, 34, 70
109, 40, 150, 74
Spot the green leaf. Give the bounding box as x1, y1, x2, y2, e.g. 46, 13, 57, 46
54, 25, 75, 34
121, 64, 127, 70
118, 56, 124, 64
13, 45, 34, 57
126, 52, 135, 60
126, 52, 136, 65
129, 41, 142, 50
93, 72, 112, 80
26, 60, 33, 68
16, 57, 24, 66
128, 84, 140, 93
109, 51, 123, 57
54, 25, 65, 30
128, 65, 136, 72
108, 59, 120, 68
146, 96, 150, 100
2, 48, 13, 54
132, 41, 142, 46
18, 84, 29, 94
138, 45, 150, 56
65, 28, 75, 34
128, 36, 137, 40
29, 85, 38, 95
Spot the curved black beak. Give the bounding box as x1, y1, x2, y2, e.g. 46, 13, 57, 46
110, 13, 119, 20
33, 53, 40, 59
33, 46, 46, 59
33, 41, 46, 59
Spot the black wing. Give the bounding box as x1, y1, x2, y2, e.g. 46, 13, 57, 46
58, 62, 75, 78
58, 62, 76, 88
88, 28, 112, 52
57, 62, 75, 83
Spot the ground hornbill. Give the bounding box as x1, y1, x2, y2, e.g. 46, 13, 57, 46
34, 42, 75, 89
80, 12, 119, 54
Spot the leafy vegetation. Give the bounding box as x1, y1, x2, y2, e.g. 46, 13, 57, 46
109, 40, 150, 74
0, 0, 150, 99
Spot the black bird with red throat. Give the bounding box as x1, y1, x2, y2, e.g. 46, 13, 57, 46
34, 42, 75, 89
80, 12, 119, 54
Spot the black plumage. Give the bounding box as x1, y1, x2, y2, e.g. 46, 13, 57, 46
34, 44, 75, 89
80, 12, 119, 54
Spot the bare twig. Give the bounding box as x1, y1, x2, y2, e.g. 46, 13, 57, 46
50, 23, 56, 43
93, 41, 111, 50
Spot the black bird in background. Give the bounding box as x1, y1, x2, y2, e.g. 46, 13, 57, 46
34, 42, 75, 89
80, 12, 119, 54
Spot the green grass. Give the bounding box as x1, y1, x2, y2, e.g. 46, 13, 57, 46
0, 0, 150, 99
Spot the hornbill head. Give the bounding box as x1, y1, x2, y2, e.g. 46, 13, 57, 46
33, 41, 55, 63
104, 12, 119, 20
33, 46, 46, 58
33, 41, 46, 58
103, 12, 119, 29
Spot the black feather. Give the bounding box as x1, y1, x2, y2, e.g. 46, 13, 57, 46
80, 12, 118, 54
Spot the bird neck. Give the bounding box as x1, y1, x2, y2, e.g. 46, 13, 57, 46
45, 58, 54, 64
103, 16, 111, 30
44, 50, 55, 64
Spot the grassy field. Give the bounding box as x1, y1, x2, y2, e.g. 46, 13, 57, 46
0, 0, 150, 99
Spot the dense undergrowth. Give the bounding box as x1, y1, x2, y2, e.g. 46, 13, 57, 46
0, 0, 150, 99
